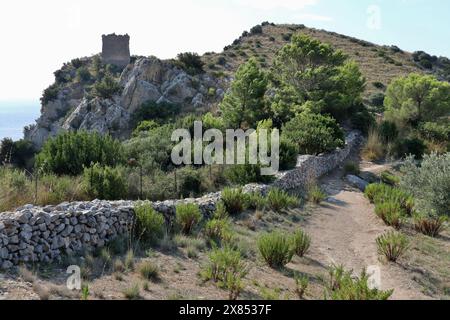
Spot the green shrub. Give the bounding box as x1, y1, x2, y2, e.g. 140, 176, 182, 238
420, 122, 449, 143
365, 183, 414, 215
204, 218, 233, 245
221, 188, 247, 215
393, 137, 427, 159
279, 138, 299, 170
401, 153, 450, 216
178, 166, 203, 198
282, 112, 345, 155
325, 266, 393, 300
176, 52, 204, 75
76, 67, 91, 82
132, 101, 181, 126
213, 201, 229, 220
245, 192, 267, 211
201, 247, 248, 300
36, 131, 124, 176
225, 164, 275, 186
258, 232, 294, 268
138, 261, 159, 281
93, 73, 121, 98
267, 189, 299, 211
350, 105, 376, 135
308, 185, 327, 204
378, 121, 399, 143
132, 120, 159, 136
176, 203, 202, 235
372, 82, 385, 89
413, 213, 447, 237
380, 171, 400, 186
374, 201, 404, 229
376, 231, 409, 262
83, 164, 126, 200
134, 204, 165, 244
41, 84, 59, 105
291, 230, 311, 258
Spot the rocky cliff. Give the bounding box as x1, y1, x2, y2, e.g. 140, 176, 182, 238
25, 56, 227, 148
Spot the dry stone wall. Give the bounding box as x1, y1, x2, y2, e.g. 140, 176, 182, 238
0, 132, 360, 269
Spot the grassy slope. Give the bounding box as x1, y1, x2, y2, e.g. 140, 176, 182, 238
201, 23, 429, 100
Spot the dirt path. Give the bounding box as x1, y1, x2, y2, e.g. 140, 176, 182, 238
302, 162, 430, 300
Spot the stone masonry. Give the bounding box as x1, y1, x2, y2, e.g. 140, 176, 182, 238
102, 34, 130, 68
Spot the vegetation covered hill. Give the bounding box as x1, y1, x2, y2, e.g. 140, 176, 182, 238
200, 22, 448, 101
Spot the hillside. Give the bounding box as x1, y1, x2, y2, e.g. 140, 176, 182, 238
24, 23, 449, 148
200, 23, 445, 99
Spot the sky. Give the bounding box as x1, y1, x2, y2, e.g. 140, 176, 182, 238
0, 0, 449, 102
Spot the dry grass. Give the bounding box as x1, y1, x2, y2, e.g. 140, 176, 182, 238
362, 128, 385, 161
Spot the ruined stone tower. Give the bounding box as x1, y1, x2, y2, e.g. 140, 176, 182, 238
101, 33, 130, 68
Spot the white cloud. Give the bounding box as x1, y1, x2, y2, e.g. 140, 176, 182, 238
234, 0, 318, 11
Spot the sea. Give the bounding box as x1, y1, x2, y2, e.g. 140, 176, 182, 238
0, 101, 40, 141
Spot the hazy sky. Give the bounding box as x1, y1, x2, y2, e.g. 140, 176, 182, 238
0, 0, 449, 102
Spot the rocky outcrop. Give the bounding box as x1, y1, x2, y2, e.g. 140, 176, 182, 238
25, 56, 226, 148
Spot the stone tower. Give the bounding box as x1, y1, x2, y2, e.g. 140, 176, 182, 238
101, 33, 130, 68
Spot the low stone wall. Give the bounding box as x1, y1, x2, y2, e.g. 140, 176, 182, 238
273, 131, 361, 190
0, 132, 360, 269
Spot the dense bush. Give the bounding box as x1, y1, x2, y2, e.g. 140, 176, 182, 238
393, 137, 427, 159
41, 84, 59, 105
378, 121, 399, 143
291, 229, 311, 258
36, 131, 125, 176
250, 25, 263, 35
400, 153, 450, 216
282, 112, 344, 155
93, 74, 121, 98
76, 67, 92, 82
279, 138, 299, 170
176, 203, 202, 235
266, 188, 299, 211
376, 231, 409, 262
133, 101, 181, 126
0, 138, 35, 169
350, 104, 376, 135
221, 188, 247, 215
177, 166, 203, 198
224, 164, 274, 185
420, 122, 449, 143
124, 124, 175, 173
83, 164, 127, 200
258, 232, 294, 268
176, 52, 204, 75
325, 266, 393, 300
134, 204, 165, 244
